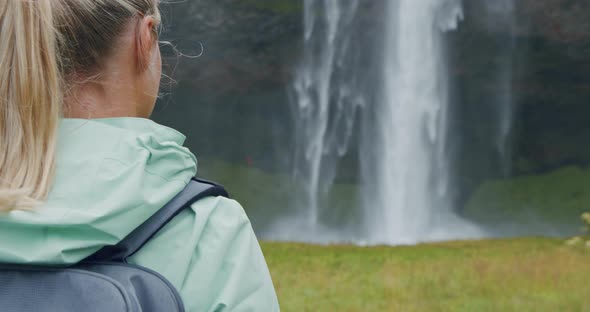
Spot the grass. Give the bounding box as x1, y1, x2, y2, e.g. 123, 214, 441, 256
199, 159, 590, 309
261, 238, 590, 311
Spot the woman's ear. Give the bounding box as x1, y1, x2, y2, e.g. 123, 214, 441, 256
135, 15, 157, 72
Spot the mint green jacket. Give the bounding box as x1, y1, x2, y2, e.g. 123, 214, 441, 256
0, 118, 280, 311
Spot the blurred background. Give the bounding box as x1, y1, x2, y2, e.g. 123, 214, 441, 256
152, 0, 590, 245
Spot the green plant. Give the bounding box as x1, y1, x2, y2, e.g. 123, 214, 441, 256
565, 212, 590, 247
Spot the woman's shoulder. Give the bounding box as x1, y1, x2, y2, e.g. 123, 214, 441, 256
128, 195, 254, 281
129, 195, 279, 311
190, 196, 251, 230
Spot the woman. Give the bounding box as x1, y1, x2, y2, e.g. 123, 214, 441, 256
0, 0, 280, 311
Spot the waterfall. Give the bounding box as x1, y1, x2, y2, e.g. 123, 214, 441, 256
292, 0, 363, 226
283, 0, 485, 245
483, 0, 517, 175
365, 0, 464, 244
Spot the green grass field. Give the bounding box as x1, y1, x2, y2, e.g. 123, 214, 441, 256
262, 238, 590, 312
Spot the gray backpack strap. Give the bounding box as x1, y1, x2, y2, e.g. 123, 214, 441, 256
87, 178, 228, 263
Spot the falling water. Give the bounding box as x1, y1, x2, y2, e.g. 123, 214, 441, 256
483, 0, 517, 175
364, 0, 465, 244
283, 0, 486, 244
292, 0, 363, 226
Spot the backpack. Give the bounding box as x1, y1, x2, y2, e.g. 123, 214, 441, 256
0, 178, 228, 312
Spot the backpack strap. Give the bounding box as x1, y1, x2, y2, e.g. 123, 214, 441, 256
86, 178, 229, 263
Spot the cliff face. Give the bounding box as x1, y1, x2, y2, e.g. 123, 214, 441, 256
515, 0, 590, 171
159, 0, 302, 94
159, 0, 589, 92
152, 0, 590, 195
450, 0, 590, 200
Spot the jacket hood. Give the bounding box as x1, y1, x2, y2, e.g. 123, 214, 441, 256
0, 118, 197, 264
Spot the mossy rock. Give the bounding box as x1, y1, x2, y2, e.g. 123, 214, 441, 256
463, 166, 590, 229
197, 158, 294, 229
197, 158, 361, 232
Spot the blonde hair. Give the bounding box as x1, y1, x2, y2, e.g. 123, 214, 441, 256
0, 0, 160, 211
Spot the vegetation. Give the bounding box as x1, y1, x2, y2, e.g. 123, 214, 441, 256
197, 158, 294, 228
199, 158, 589, 235
197, 158, 361, 229
262, 238, 590, 311
463, 166, 590, 229
565, 212, 590, 247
